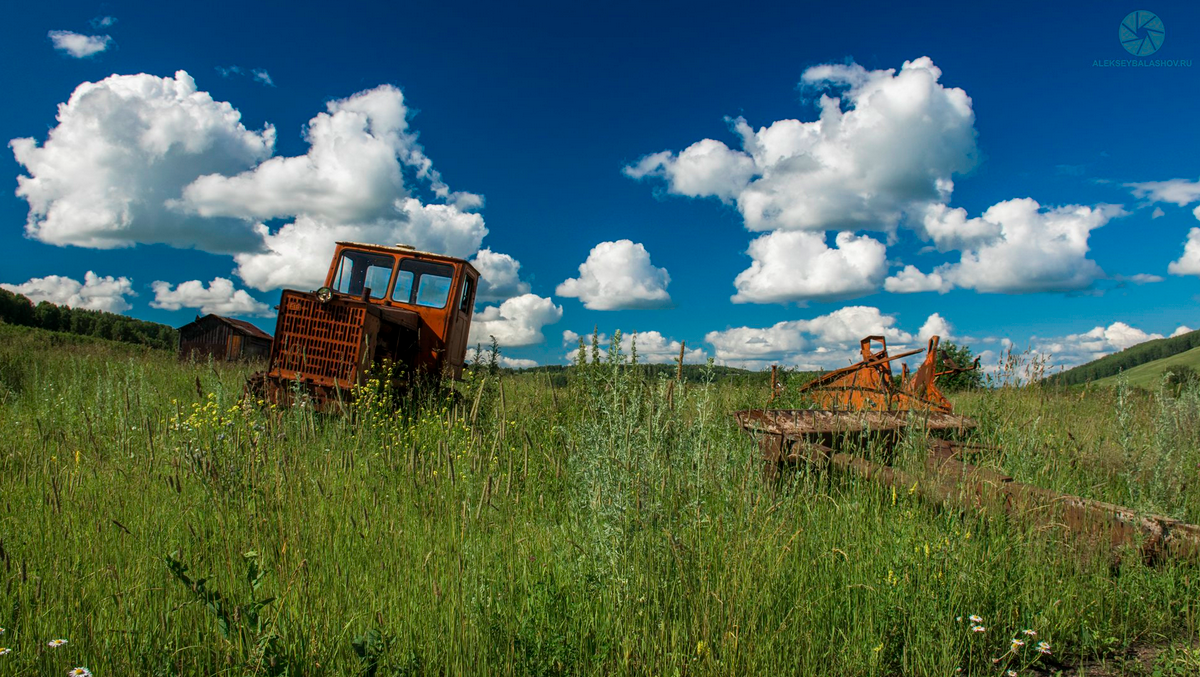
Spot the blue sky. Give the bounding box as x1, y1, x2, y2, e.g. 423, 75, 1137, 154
3, 1, 1200, 372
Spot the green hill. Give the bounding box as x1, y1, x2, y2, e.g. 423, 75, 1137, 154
1045, 328, 1200, 387
1092, 345, 1200, 389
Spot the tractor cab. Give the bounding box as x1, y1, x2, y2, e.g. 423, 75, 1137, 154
327, 246, 458, 310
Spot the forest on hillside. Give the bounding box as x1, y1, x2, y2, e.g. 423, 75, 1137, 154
1045, 329, 1200, 386
0, 288, 177, 350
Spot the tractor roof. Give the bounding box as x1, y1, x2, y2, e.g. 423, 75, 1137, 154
336, 241, 479, 275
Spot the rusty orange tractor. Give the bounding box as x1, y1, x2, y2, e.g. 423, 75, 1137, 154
251, 242, 478, 408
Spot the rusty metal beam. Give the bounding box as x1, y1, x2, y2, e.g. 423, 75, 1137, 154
817, 440, 1200, 562
739, 413, 1200, 561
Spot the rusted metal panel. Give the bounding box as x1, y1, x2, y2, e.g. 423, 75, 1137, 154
924, 440, 1200, 561
269, 291, 370, 389
796, 335, 977, 413
735, 408, 976, 436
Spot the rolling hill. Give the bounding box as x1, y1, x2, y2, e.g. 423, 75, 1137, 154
1046, 328, 1200, 387
1092, 345, 1200, 389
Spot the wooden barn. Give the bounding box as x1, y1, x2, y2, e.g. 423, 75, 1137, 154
178, 314, 273, 361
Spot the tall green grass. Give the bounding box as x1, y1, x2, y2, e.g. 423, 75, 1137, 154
0, 324, 1197, 675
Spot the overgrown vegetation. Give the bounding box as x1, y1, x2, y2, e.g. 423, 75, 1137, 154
0, 323, 1198, 675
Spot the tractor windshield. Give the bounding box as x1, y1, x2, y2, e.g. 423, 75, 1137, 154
392, 259, 455, 308
332, 250, 395, 299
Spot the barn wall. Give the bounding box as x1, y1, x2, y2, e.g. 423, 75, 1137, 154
179, 317, 272, 362
179, 319, 232, 361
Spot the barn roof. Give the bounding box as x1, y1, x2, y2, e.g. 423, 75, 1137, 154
181, 314, 273, 341
220, 316, 273, 341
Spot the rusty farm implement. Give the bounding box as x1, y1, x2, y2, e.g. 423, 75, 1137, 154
736, 335, 1200, 562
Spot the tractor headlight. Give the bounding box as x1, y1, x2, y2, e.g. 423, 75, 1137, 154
315, 286, 333, 304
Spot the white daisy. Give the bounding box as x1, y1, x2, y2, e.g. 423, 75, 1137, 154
47, 639, 68, 648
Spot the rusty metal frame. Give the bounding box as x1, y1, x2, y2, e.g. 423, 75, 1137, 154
795, 335, 979, 413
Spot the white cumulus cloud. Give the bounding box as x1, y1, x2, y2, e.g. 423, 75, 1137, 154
150, 278, 274, 317
561, 329, 706, 365
885, 198, 1122, 294
625, 57, 977, 234
705, 305, 929, 370
48, 30, 112, 58
12, 74, 490, 293
883, 265, 951, 293
732, 230, 887, 304
556, 240, 671, 310
1, 271, 135, 312
182, 84, 487, 290
468, 294, 563, 347
1127, 178, 1200, 206
181, 84, 471, 222
622, 330, 707, 364
1172, 325, 1194, 338
470, 248, 530, 301
232, 200, 485, 291
1168, 227, 1200, 277
917, 313, 953, 342
1034, 321, 1164, 369
624, 138, 756, 202
499, 356, 538, 369
11, 71, 275, 252
917, 203, 1003, 252
561, 328, 700, 364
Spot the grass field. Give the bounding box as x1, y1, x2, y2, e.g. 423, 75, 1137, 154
1, 324, 1199, 675
1092, 346, 1200, 390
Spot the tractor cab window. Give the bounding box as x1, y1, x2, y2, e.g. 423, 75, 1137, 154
333, 250, 395, 299
392, 259, 455, 308
459, 276, 474, 314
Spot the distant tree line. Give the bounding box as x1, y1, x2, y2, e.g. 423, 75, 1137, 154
0, 288, 177, 350
1045, 329, 1200, 386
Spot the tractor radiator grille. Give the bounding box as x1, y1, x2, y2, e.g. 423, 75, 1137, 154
272, 292, 365, 384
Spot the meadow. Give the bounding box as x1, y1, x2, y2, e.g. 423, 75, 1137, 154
0, 324, 1198, 676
